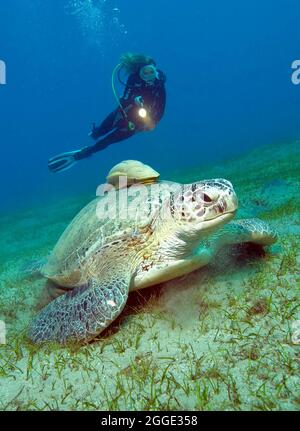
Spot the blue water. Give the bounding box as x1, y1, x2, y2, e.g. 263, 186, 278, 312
0, 0, 299, 211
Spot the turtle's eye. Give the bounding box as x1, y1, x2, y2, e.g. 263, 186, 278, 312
203, 193, 212, 203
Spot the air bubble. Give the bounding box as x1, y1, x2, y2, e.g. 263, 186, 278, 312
66, 1, 128, 51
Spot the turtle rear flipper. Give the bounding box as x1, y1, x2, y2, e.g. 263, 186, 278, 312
28, 265, 132, 344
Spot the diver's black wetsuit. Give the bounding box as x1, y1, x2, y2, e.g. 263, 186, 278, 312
88, 69, 166, 153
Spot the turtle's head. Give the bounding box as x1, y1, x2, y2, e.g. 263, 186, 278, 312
170, 178, 238, 234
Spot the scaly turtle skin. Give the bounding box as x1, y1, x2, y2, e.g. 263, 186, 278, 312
28, 176, 277, 344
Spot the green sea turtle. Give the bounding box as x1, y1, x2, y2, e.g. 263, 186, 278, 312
29, 163, 277, 344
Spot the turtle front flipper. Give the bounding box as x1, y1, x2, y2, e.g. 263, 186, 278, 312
28, 266, 132, 344
209, 218, 277, 253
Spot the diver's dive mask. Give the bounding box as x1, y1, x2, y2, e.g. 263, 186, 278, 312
139, 65, 158, 82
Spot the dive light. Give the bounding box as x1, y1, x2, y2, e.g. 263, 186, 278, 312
138, 108, 147, 118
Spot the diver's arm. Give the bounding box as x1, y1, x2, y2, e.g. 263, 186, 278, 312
145, 70, 166, 123
150, 81, 166, 123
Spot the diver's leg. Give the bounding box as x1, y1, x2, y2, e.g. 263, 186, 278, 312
91, 109, 122, 140
73, 126, 136, 162
93, 128, 136, 152
92, 127, 136, 153
49, 112, 135, 172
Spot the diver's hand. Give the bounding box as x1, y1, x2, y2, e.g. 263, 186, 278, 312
134, 96, 144, 106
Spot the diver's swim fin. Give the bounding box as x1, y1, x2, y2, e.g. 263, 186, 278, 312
48, 150, 81, 173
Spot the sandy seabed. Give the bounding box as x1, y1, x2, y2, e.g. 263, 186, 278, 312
0, 140, 299, 411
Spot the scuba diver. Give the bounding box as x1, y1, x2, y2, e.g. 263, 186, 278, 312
49, 53, 167, 173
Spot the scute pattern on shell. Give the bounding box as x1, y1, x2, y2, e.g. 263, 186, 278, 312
42, 184, 163, 284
